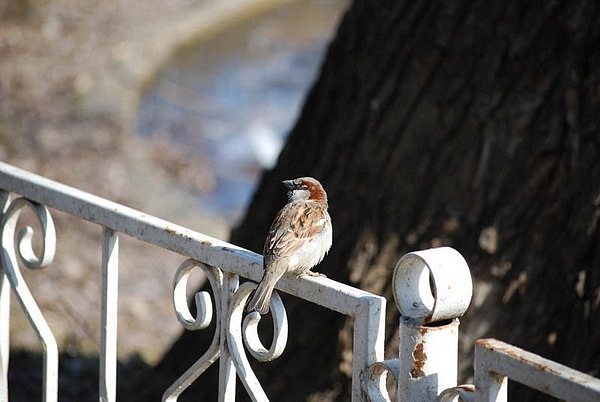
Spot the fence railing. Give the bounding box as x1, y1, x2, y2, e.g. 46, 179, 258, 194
0, 161, 599, 401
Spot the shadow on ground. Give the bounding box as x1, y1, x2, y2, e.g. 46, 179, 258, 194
7, 350, 151, 401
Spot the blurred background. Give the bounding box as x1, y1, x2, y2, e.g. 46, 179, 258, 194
0, 0, 348, 398
138, 0, 349, 226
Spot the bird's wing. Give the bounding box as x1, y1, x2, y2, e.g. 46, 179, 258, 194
263, 201, 328, 264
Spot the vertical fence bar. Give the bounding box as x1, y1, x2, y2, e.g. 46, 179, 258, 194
397, 318, 460, 401
392, 248, 472, 401
0, 272, 9, 402
473, 340, 512, 402
100, 228, 119, 402
0, 191, 9, 402
353, 296, 385, 401
218, 273, 239, 402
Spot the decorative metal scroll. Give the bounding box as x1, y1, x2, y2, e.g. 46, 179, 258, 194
163, 259, 289, 402
0, 194, 58, 402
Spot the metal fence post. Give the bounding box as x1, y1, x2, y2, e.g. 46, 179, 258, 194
393, 247, 472, 401
100, 228, 119, 402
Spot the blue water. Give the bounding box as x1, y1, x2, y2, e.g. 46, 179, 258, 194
137, 0, 348, 224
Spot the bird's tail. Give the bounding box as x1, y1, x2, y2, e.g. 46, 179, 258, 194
245, 273, 279, 314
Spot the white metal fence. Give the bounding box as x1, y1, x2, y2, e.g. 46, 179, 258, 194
0, 161, 599, 401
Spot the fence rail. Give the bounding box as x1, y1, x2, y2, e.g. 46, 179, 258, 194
0, 161, 598, 401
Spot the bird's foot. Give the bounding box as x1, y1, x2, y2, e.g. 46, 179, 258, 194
301, 270, 327, 278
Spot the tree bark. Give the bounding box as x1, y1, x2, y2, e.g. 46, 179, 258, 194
134, 0, 600, 400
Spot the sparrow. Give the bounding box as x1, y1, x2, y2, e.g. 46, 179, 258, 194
245, 177, 332, 314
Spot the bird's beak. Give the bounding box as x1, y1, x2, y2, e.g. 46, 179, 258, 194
282, 179, 294, 189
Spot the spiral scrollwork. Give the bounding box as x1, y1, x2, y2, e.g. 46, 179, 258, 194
166, 260, 290, 401
163, 260, 224, 401
366, 359, 399, 401
0, 195, 58, 401
172, 259, 223, 331
225, 282, 289, 399
438, 385, 474, 402
233, 282, 288, 362
2, 197, 56, 270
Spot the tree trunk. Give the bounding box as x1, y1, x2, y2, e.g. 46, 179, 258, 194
134, 0, 600, 400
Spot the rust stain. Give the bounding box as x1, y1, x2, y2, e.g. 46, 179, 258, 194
477, 338, 499, 350
163, 227, 209, 243
410, 341, 427, 379
477, 339, 561, 376
164, 227, 190, 240
503, 348, 561, 376
164, 227, 177, 234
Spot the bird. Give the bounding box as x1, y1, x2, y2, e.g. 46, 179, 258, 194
245, 177, 332, 314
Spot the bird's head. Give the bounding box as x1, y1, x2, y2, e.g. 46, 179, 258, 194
282, 177, 328, 203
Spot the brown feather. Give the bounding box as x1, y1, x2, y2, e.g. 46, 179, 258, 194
263, 200, 328, 266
